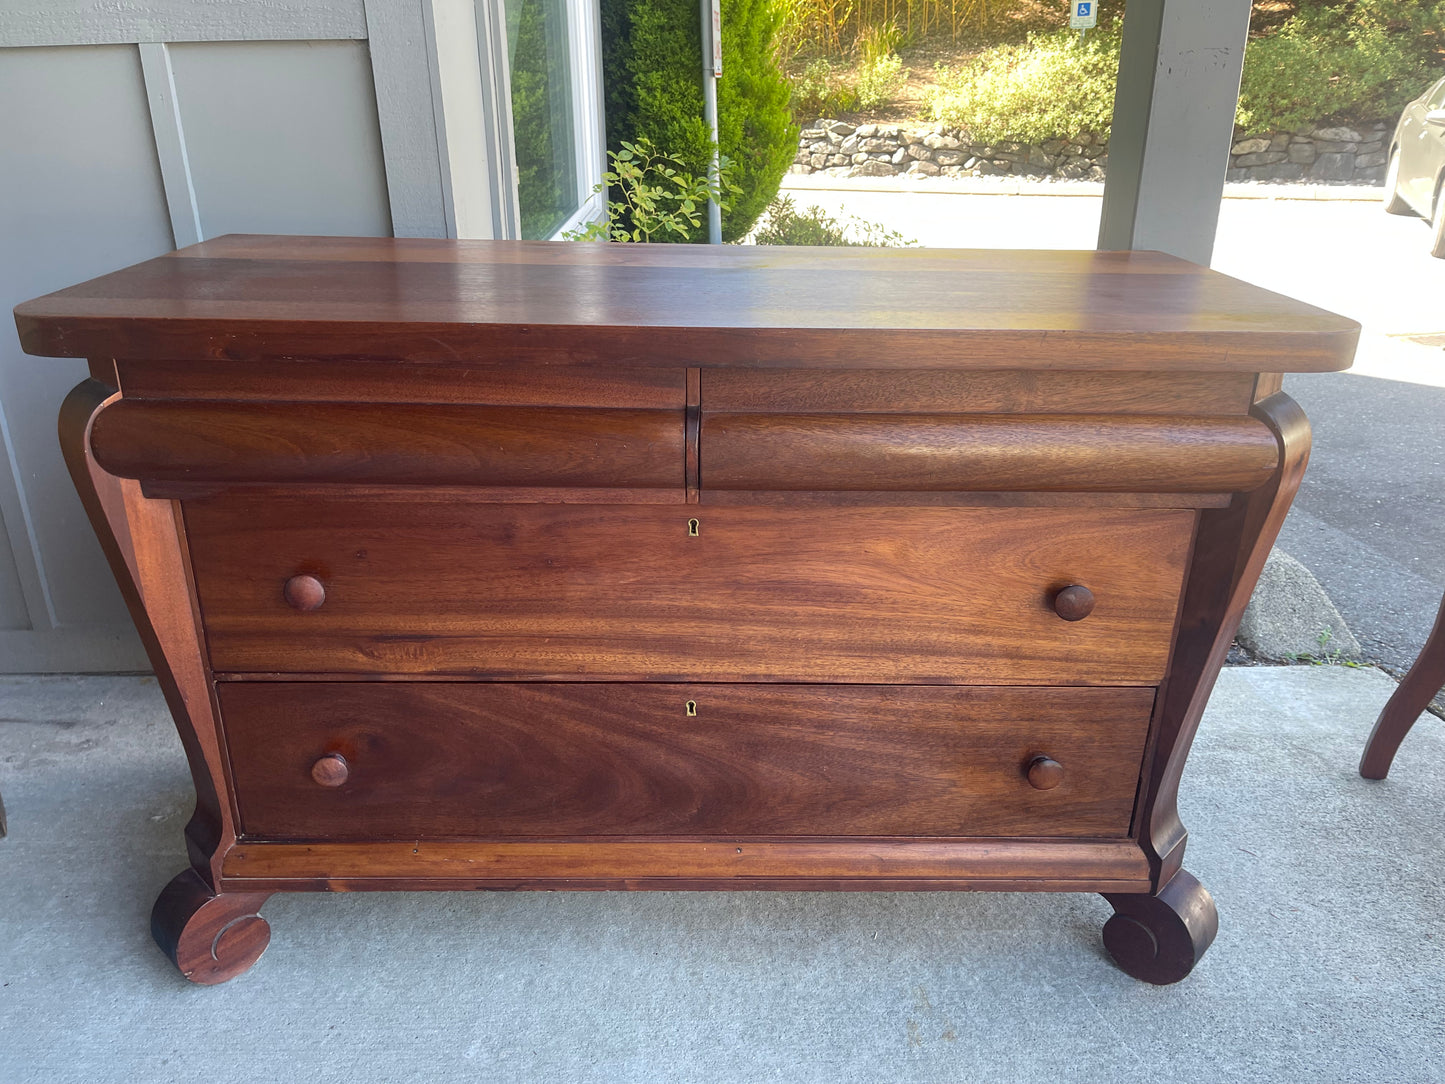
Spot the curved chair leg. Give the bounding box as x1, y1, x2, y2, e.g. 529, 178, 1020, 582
1361, 591, 1445, 779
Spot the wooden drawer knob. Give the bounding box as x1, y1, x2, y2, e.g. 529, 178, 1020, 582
310, 753, 349, 788
1026, 755, 1065, 790
1053, 584, 1095, 621
284, 574, 326, 611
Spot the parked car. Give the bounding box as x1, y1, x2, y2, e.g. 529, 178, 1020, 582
1384, 75, 1445, 258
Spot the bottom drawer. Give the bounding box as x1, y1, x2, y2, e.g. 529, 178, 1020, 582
219, 683, 1154, 841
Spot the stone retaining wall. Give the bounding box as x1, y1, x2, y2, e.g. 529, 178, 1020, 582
790, 119, 1390, 184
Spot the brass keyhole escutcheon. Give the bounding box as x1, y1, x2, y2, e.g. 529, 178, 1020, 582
687, 518, 700, 537
685, 700, 698, 717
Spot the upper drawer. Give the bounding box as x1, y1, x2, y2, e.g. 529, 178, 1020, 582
187, 500, 1194, 683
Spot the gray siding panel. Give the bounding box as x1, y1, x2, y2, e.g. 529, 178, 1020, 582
0, 44, 171, 669
168, 39, 393, 238
0, 0, 367, 48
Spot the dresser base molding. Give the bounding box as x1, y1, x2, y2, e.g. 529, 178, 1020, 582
217, 837, 1154, 892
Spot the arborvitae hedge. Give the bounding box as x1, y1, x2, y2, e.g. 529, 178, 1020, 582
602, 0, 797, 242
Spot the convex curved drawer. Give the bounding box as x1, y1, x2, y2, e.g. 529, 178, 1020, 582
186, 500, 1195, 684
219, 683, 1156, 840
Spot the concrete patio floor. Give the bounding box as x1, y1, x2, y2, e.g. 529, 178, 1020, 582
0, 666, 1441, 1083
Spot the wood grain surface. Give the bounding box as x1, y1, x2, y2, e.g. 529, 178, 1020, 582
185, 501, 1195, 683
90, 399, 683, 489
219, 837, 1153, 892
702, 412, 1279, 493
702, 369, 1258, 415
14, 236, 1359, 370
220, 682, 1154, 840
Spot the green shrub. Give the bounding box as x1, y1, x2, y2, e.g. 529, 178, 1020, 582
566, 139, 742, 243
602, 0, 797, 242
855, 53, 906, 110
926, 28, 1120, 142
792, 58, 859, 117
752, 195, 916, 246
1238, 0, 1445, 131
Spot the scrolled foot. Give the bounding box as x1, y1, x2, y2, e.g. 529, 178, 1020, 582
1101, 868, 1218, 985
150, 869, 273, 985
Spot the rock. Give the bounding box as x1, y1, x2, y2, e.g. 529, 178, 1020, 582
891, 147, 911, 166
1040, 139, 1065, 155
1255, 162, 1306, 182
906, 144, 932, 161
1235, 151, 1288, 167
1287, 142, 1316, 164
1290, 135, 1312, 143
828, 154, 847, 167
860, 137, 891, 152
1356, 150, 1386, 169
933, 149, 967, 166
1355, 165, 1385, 183
1312, 126, 1361, 142
851, 152, 870, 165
809, 154, 826, 168
840, 135, 860, 155
1226, 167, 1249, 183
1312, 140, 1358, 153
1237, 549, 1361, 662
978, 160, 1010, 176
855, 124, 879, 138
871, 152, 892, 161
1232, 137, 1271, 155
808, 140, 830, 154
788, 163, 811, 174
940, 165, 965, 177
1309, 151, 1356, 181
962, 156, 978, 170
1269, 133, 1291, 152
1357, 140, 1383, 154
1087, 165, 1106, 182
826, 129, 843, 145
1059, 159, 1092, 179
827, 120, 856, 136
923, 133, 961, 151
849, 159, 894, 177
799, 128, 826, 141
907, 160, 940, 176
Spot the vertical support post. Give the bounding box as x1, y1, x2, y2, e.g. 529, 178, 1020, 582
701, 0, 722, 244
1097, 0, 1252, 266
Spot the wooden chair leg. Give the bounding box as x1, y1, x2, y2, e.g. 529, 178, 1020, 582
1360, 591, 1445, 779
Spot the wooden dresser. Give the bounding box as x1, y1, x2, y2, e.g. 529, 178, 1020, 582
14, 236, 1357, 985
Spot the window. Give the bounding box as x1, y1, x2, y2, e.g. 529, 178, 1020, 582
479, 0, 604, 239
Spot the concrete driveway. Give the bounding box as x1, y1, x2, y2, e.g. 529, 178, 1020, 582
779, 177, 1445, 677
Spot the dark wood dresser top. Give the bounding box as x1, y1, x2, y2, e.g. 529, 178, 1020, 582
14, 235, 1359, 372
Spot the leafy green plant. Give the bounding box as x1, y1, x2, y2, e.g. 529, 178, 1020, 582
855, 52, 906, 110
792, 57, 860, 117
926, 28, 1119, 142
565, 139, 741, 243
751, 195, 915, 246
602, 0, 797, 242
1238, 0, 1445, 131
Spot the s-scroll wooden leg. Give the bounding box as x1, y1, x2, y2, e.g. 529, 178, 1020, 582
151, 869, 273, 985
1360, 590, 1445, 779
1101, 868, 1218, 985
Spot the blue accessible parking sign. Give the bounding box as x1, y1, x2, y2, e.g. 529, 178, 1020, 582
1070, 0, 1097, 28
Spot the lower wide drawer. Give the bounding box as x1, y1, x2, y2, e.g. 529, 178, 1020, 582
219, 683, 1154, 841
